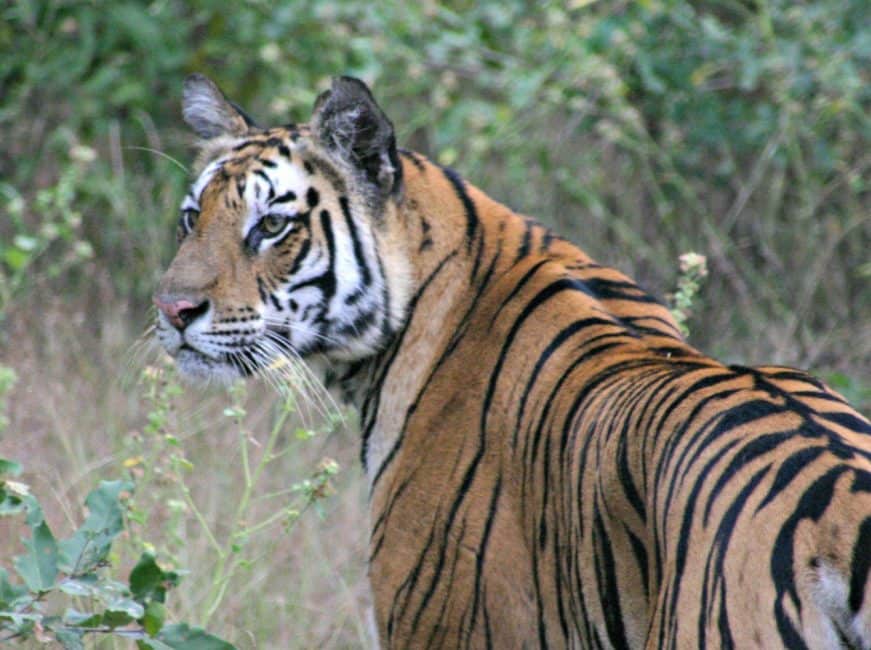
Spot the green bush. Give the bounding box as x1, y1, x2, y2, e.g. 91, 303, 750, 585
0, 458, 234, 648
2, 0, 867, 390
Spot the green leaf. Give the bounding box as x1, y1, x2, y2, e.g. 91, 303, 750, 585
86, 576, 130, 608
62, 607, 103, 627
156, 623, 237, 649
55, 629, 85, 650
0, 458, 21, 476
58, 574, 99, 597
143, 600, 166, 636
13, 520, 58, 592
3, 246, 30, 271
0, 568, 27, 608
102, 607, 135, 628
106, 596, 144, 620
58, 480, 133, 574
138, 638, 175, 650
0, 611, 37, 637
0, 478, 44, 527
130, 552, 179, 604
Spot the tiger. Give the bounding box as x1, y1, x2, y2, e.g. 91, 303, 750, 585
153, 73, 871, 649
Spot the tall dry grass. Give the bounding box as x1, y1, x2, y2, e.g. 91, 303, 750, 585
1, 297, 372, 648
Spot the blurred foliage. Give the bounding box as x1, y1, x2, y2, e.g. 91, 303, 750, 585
0, 459, 234, 648
1, 0, 869, 394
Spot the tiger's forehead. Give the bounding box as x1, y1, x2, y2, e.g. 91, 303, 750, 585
184, 127, 315, 208
218, 125, 311, 175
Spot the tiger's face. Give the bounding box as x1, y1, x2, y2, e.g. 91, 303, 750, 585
154, 75, 410, 383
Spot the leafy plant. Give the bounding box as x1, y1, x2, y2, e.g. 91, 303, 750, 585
120, 358, 343, 630
669, 252, 709, 337
0, 459, 234, 648
0, 151, 94, 325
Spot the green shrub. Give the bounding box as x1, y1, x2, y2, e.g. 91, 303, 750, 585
0, 458, 234, 648
2, 0, 867, 390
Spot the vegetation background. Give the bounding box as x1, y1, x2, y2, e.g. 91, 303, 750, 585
1, 0, 868, 647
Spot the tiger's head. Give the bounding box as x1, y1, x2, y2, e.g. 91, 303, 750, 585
153, 75, 411, 383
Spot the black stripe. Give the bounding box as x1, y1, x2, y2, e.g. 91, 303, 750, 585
253, 168, 274, 191
269, 190, 297, 205
771, 466, 849, 649
755, 446, 827, 513
849, 515, 871, 613
364, 250, 460, 476
517, 220, 534, 261
466, 478, 502, 642
399, 148, 426, 171
593, 505, 630, 649
340, 196, 372, 286
513, 317, 615, 447
489, 258, 551, 327
256, 277, 268, 303
702, 428, 792, 525
285, 210, 336, 300
702, 463, 771, 649
441, 166, 479, 255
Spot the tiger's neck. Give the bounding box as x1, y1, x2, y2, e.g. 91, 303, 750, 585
327, 151, 691, 488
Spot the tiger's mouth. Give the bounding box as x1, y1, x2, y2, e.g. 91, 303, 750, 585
171, 345, 253, 382
171, 327, 297, 382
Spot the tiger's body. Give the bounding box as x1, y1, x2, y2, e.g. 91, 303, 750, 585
154, 75, 871, 648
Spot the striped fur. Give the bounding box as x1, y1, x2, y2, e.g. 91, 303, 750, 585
154, 76, 871, 648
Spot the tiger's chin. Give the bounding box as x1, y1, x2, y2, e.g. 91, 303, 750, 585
171, 345, 256, 386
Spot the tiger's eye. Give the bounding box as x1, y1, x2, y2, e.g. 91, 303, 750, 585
178, 208, 199, 242
182, 208, 199, 230
260, 213, 287, 235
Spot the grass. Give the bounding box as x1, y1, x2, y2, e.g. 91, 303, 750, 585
0, 299, 373, 648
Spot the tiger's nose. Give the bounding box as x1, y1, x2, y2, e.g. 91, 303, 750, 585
153, 295, 210, 331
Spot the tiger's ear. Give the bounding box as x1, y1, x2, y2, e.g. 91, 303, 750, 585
182, 74, 258, 139
311, 77, 401, 198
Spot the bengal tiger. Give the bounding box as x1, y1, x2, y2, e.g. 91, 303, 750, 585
153, 74, 871, 649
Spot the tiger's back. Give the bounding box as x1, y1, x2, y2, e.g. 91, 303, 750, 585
361, 155, 871, 648
153, 75, 871, 648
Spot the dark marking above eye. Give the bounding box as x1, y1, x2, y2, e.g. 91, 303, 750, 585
254, 168, 273, 186
270, 190, 297, 205
278, 144, 291, 159
289, 299, 299, 311
260, 158, 277, 168
307, 187, 320, 208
